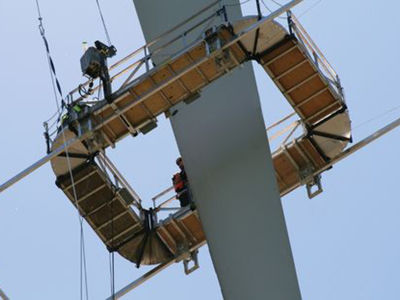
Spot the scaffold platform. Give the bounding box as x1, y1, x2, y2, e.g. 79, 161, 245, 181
46, 1, 351, 269
0, 1, 359, 294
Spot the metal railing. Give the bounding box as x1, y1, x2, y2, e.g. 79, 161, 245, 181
289, 12, 344, 98
151, 186, 186, 214
96, 151, 143, 210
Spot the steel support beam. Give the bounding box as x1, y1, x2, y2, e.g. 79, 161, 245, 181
107, 241, 206, 299
0, 135, 80, 193
133, 1, 302, 299
107, 260, 176, 300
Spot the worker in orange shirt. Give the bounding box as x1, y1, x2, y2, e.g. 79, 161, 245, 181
172, 157, 191, 208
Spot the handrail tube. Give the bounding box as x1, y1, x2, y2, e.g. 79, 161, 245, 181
266, 112, 297, 131
98, 152, 142, 208
149, 10, 220, 61
155, 195, 178, 213
269, 120, 300, 142
121, 60, 146, 88
293, 25, 336, 82
291, 13, 337, 79
152, 186, 175, 201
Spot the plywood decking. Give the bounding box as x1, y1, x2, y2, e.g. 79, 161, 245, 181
56, 161, 143, 250
259, 35, 344, 126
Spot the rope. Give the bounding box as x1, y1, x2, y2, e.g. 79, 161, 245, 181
35, 0, 65, 110
353, 104, 400, 131
108, 187, 116, 300
34, 1, 89, 299
298, 0, 323, 18
261, 0, 286, 19
98, 156, 116, 299
95, 0, 113, 46
269, 0, 282, 6
95, 154, 116, 299
261, 0, 273, 12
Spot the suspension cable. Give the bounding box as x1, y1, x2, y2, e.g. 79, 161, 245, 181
34, 1, 89, 299
35, 0, 65, 112
95, 0, 113, 46
298, 0, 323, 18
97, 154, 116, 300
353, 104, 400, 131
270, 0, 283, 6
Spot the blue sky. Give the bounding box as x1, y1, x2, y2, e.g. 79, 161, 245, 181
1, 0, 400, 299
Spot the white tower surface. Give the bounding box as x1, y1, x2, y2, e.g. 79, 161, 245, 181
132, 1, 302, 299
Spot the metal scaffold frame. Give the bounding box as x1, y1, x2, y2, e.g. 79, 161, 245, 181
0, 0, 400, 299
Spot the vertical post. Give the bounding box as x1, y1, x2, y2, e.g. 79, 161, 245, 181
313, 51, 319, 67
221, 5, 228, 22
336, 74, 345, 99
144, 47, 150, 72
287, 10, 294, 35
253, 0, 262, 55
43, 122, 51, 154
256, 0, 262, 20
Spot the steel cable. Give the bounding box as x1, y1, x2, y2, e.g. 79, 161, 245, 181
35, 1, 89, 299
95, 0, 113, 46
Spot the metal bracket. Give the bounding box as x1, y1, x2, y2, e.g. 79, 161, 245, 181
183, 92, 201, 105
306, 174, 323, 199
287, 10, 294, 35
310, 130, 352, 142
299, 165, 323, 199
215, 49, 233, 72
174, 242, 200, 275
140, 119, 158, 135
57, 152, 92, 160
183, 250, 199, 275
204, 26, 222, 56
217, 6, 228, 23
